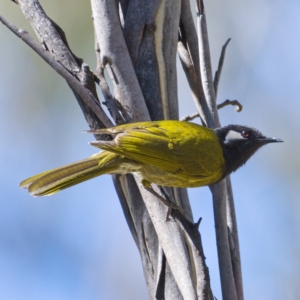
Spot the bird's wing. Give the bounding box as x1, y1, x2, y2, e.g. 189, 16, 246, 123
89, 121, 223, 176
91, 122, 180, 172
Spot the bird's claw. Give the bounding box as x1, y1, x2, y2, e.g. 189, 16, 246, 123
166, 204, 184, 221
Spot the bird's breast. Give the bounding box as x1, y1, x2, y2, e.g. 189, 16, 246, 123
137, 163, 223, 188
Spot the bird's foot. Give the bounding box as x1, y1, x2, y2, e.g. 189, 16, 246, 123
141, 180, 184, 221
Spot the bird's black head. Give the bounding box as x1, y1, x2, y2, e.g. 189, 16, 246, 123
215, 125, 283, 177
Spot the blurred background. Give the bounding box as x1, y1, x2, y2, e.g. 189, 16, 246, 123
0, 0, 299, 299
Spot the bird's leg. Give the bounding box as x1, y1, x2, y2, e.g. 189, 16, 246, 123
141, 180, 184, 220
158, 185, 171, 202
158, 186, 180, 220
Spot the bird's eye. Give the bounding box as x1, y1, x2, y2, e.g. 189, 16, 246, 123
241, 131, 250, 138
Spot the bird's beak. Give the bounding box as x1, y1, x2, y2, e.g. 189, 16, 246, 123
259, 137, 283, 144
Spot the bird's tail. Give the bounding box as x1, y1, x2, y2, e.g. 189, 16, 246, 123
20, 151, 122, 197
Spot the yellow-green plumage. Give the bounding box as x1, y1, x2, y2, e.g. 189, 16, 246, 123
20, 120, 226, 196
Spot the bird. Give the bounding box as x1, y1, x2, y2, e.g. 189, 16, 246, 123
20, 120, 282, 208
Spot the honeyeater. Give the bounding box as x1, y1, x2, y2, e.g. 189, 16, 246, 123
20, 120, 282, 199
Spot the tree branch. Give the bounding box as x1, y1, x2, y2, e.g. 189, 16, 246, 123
196, 0, 219, 128
94, 39, 132, 124
0, 14, 113, 129
217, 99, 243, 112
175, 213, 214, 300
90, 0, 149, 122
122, 0, 161, 66
11, 0, 115, 133
214, 38, 231, 97
134, 174, 197, 300
180, 112, 201, 122
196, 0, 243, 299
180, 98, 243, 123
15, 0, 81, 74
178, 0, 207, 125
225, 178, 244, 300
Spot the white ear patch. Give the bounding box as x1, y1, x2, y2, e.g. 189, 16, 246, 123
224, 130, 244, 144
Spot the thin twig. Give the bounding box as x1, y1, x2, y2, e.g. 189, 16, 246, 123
225, 178, 244, 300
96, 67, 126, 125
94, 39, 130, 125
180, 112, 200, 122
214, 38, 231, 97
181, 99, 242, 123
195, 217, 202, 229
80, 63, 100, 103
217, 99, 243, 112
94, 40, 127, 125
95, 42, 123, 125
196, 1, 241, 299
